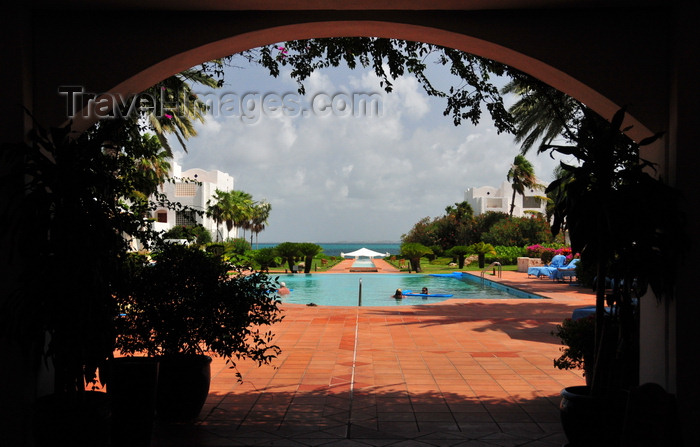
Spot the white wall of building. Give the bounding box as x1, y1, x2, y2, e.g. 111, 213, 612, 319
465, 180, 546, 217
152, 162, 235, 241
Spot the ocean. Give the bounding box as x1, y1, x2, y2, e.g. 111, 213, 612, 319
255, 242, 401, 257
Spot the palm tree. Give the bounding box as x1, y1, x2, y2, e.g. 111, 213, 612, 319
546, 165, 573, 240
501, 76, 580, 154
274, 242, 300, 272
468, 242, 497, 269
206, 189, 253, 241
249, 201, 271, 249
399, 242, 433, 273
229, 190, 254, 241
445, 245, 471, 269
297, 243, 322, 273
145, 68, 220, 156
207, 190, 232, 241
507, 155, 537, 217
128, 134, 172, 200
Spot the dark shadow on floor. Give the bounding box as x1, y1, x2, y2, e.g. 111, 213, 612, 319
152, 386, 568, 446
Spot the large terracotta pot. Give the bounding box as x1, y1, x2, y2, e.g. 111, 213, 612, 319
559, 386, 625, 446
156, 354, 212, 421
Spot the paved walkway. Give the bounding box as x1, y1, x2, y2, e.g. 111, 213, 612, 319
153, 271, 594, 446
325, 258, 401, 273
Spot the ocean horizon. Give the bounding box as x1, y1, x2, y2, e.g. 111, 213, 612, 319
255, 242, 401, 257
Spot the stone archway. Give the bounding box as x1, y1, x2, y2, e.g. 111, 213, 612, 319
65, 20, 657, 147
3, 4, 698, 444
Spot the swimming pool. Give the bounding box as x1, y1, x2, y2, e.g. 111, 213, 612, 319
270, 273, 543, 306
351, 258, 376, 268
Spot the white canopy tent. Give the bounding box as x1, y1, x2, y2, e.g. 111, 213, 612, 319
340, 247, 390, 259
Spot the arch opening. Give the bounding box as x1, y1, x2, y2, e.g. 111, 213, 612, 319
75, 20, 653, 143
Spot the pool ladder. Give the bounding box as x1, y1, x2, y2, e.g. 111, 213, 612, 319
481, 262, 502, 283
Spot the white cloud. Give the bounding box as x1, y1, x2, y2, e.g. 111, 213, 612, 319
178, 62, 563, 242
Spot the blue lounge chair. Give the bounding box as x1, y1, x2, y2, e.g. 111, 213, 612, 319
527, 254, 567, 279
553, 258, 580, 282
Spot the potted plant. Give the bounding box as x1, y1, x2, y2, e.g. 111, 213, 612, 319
552, 315, 595, 382
542, 106, 682, 445
0, 118, 164, 446
114, 242, 284, 421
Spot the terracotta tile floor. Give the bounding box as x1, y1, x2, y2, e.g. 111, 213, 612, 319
152, 270, 594, 446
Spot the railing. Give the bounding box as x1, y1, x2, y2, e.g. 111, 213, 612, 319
480, 262, 502, 283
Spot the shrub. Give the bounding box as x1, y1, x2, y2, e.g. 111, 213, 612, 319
552, 316, 595, 377
226, 238, 251, 255
482, 216, 552, 247
485, 246, 527, 265
540, 249, 555, 264
526, 244, 546, 257
526, 243, 573, 263
163, 225, 212, 245
252, 247, 279, 271
114, 243, 284, 374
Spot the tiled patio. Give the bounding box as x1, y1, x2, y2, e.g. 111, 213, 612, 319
152, 269, 594, 446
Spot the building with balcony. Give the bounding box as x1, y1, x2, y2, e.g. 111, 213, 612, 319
152, 163, 235, 241
465, 180, 546, 217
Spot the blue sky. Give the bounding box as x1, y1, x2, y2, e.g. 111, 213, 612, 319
174, 53, 565, 243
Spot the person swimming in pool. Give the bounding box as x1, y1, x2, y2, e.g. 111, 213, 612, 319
421, 287, 429, 294
393, 288, 403, 298
278, 282, 291, 295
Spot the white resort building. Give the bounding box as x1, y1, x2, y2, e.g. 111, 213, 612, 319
464, 180, 546, 217
152, 162, 235, 241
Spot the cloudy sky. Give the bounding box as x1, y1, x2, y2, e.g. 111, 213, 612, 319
174, 54, 564, 243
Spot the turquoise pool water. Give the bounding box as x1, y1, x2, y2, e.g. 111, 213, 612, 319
351, 258, 376, 268
271, 273, 543, 306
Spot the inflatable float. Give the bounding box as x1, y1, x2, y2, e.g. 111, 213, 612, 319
429, 272, 464, 278
402, 290, 453, 298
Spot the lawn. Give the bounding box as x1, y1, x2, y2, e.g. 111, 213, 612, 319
386, 257, 518, 274
265, 256, 519, 274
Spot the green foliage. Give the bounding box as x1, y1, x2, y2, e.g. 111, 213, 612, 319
274, 242, 301, 271
525, 243, 567, 257
552, 316, 595, 375
0, 118, 173, 392
542, 106, 683, 394
128, 133, 171, 199
474, 211, 509, 240
482, 216, 552, 247
446, 245, 471, 268
252, 38, 515, 133
163, 225, 212, 245
206, 189, 254, 240
401, 216, 436, 247
486, 246, 527, 265
468, 242, 497, 268
501, 75, 578, 154
507, 155, 538, 217
540, 250, 554, 265
205, 243, 226, 257
400, 242, 433, 272
402, 201, 476, 251
225, 238, 251, 255
251, 247, 280, 272
573, 258, 597, 289
426, 246, 440, 260
297, 242, 323, 273
114, 244, 284, 374
468, 242, 497, 256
